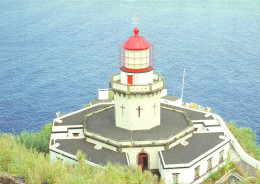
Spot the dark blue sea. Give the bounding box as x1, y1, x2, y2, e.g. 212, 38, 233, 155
0, 0, 259, 142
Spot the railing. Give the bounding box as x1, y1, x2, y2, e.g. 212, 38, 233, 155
110, 73, 164, 94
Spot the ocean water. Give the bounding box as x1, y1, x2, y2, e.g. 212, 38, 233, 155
0, 0, 259, 142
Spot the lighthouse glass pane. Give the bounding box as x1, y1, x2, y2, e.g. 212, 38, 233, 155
124, 49, 149, 70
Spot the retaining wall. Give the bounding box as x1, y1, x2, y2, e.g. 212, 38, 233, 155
215, 114, 260, 169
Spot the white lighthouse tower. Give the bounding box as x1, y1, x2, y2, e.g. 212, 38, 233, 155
110, 27, 165, 130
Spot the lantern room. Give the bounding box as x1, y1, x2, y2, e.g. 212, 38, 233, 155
119, 27, 154, 73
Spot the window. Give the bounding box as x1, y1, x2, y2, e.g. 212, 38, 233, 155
219, 150, 224, 163
207, 158, 212, 171
56, 157, 63, 161
73, 133, 79, 137
194, 166, 200, 180
172, 173, 179, 184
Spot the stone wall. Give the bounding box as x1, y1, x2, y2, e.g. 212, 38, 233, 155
0, 173, 26, 184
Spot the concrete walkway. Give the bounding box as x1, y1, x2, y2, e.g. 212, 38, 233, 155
229, 146, 258, 177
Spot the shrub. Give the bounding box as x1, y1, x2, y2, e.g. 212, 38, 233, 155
226, 122, 260, 160
16, 123, 52, 154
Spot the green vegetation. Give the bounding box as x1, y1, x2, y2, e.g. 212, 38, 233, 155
204, 154, 260, 183
108, 91, 114, 100
226, 122, 260, 160
17, 123, 52, 154
82, 104, 91, 108
0, 124, 163, 184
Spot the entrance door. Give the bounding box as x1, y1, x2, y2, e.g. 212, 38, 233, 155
138, 153, 148, 171
127, 75, 133, 85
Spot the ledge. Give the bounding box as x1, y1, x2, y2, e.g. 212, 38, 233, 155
110, 73, 164, 94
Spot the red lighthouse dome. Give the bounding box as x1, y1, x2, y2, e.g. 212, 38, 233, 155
123, 27, 151, 50
119, 27, 154, 73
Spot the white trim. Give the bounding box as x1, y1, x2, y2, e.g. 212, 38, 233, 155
126, 152, 130, 166
159, 151, 166, 168
52, 125, 83, 132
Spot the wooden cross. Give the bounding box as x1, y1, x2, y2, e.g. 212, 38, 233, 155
136, 106, 143, 117
120, 104, 125, 115
153, 104, 157, 114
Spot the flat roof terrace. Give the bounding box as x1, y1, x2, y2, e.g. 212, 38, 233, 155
161, 104, 214, 121
55, 139, 128, 165
84, 106, 192, 142
54, 104, 113, 126
161, 132, 227, 165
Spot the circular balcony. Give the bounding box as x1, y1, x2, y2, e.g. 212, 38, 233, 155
110, 73, 165, 94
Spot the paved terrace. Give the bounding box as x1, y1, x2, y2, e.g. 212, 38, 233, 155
161, 132, 226, 165
161, 104, 214, 121
85, 106, 191, 141
55, 139, 128, 165
54, 104, 113, 126
54, 102, 213, 131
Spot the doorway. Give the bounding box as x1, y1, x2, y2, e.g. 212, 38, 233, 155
138, 153, 148, 171
127, 75, 133, 85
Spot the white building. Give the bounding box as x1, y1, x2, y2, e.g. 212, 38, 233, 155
49, 28, 231, 183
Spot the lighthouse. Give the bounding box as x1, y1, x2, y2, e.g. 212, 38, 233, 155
50, 27, 231, 184
110, 27, 165, 130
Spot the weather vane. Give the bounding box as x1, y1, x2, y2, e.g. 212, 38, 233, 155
132, 17, 140, 27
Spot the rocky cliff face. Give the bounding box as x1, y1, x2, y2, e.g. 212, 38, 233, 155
0, 173, 26, 184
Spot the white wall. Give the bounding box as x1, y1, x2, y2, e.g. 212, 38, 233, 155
160, 98, 182, 107
98, 89, 109, 100
123, 146, 164, 170
215, 114, 260, 169
115, 92, 161, 130
120, 70, 153, 85
160, 139, 230, 184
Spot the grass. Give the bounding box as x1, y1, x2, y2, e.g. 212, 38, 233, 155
0, 133, 163, 184
204, 154, 260, 183
226, 122, 260, 160
16, 123, 52, 154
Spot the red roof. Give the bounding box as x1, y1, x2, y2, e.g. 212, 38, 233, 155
122, 27, 151, 50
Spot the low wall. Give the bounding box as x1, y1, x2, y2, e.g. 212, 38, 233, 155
215, 114, 260, 169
